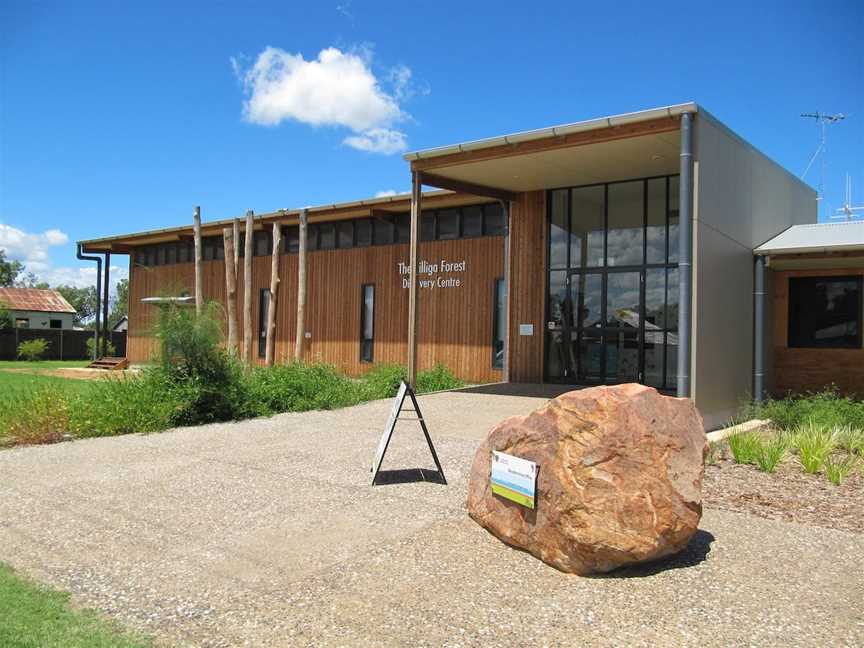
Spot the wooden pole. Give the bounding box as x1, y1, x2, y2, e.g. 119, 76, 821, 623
265, 222, 281, 366
193, 206, 203, 316
243, 209, 254, 366
222, 227, 238, 354
294, 209, 308, 362
232, 217, 240, 279
407, 172, 421, 387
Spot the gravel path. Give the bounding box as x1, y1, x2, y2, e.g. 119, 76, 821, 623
1, 389, 862, 647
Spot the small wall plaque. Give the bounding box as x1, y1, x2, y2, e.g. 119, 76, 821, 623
518, 324, 534, 336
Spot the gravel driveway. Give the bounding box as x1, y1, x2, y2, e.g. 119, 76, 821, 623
1, 387, 861, 647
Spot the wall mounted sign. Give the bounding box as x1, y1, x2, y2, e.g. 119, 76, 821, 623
519, 324, 534, 336
397, 259, 467, 290
371, 381, 446, 486
490, 451, 537, 509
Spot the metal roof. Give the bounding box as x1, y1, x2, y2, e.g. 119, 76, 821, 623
755, 220, 864, 255
403, 102, 698, 161
0, 288, 77, 314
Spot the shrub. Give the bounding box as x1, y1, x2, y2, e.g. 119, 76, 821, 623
17, 338, 49, 362
791, 420, 836, 474
86, 336, 116, 358
728, 432, 760, 465
245, 362, 358, 416
0, 387, 70, 445
416, 363, 465, 393
824, 455, 859, 486
753, 436, 788, 473
357, 364, 407, 401
834, 425, 864, 456
152, 302, 247, 424
746, 388, 864, 431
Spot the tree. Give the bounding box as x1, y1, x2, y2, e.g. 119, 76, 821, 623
0, 250, 24, 287
109, 278, 128, 327
0, 302, 10, 329
54, 284, 98, 328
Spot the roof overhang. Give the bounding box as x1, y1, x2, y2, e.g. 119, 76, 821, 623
406, 103, 695, 194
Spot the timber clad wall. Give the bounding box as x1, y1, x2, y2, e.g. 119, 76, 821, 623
128, 234, 506, 383
772, 266, 864, 397
508, 191, 546, 382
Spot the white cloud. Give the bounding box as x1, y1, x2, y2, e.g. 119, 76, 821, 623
343, 128, 407, 154
234, 46, 416, 155
375, 189, 399, 198
0, 222, 127, 293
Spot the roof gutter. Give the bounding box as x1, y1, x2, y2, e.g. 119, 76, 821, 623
754, 244, 864, 256
403, 102, 698, 161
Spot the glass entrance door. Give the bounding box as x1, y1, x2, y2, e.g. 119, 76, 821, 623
544, 176, 680, 390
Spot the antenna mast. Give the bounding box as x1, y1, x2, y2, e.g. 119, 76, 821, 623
833, 173, 864, 221
800, 111, 845, 218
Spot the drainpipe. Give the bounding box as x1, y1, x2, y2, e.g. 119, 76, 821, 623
753, 254, 766, 402
102, 252, 111, 357
76, 243, 101, 360
677, 112, 694, 398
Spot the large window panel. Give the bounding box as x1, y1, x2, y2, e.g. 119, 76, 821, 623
646, 178, 667, 264
570, 185, 605, 269
549, 189, 569, 269
788, 276, 862, 348
668, 175, 680, 264
437, 209, 459, 240
607, 181, 643, 267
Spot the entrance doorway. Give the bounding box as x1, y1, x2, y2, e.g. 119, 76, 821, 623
544, 176, 679, 391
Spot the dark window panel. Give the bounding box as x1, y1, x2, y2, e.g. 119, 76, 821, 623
360, 283, 374, 363
373, 219, 394, 245
462, 206, 483, 238
165, 243, 177, 265
789, 276, 862, 349
437, 208, 459, 240
355, 219, 373, 247
254, 231, 272, 256
319, 223, 336, 250
157, 245, 167, 266
337, 221, 354, 249
421, 210, 435, 241
492, 278, 506, 368
483, 203, 505, 236
284, 226, 299, 254
395, 214, 410, 243
306, 224, 320, 251
258, 288, 269, 358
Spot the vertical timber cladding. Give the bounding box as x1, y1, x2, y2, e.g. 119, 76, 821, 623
508, 191, 547, 382
127, 234, 505, 383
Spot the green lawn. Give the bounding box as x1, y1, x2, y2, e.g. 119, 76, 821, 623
0, 360, 90, 371
0, 562, 149, 648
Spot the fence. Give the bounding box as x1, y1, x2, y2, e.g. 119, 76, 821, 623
0, 329, 127, 361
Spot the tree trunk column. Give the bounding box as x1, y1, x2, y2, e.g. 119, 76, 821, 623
243, 209, 254, 366
294, 209, 308, 362
223, 227, 238, 354
193, 206, 203, 316
265, 223, 281, 366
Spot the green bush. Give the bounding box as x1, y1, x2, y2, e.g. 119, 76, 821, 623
357, 364, 407, 400
245, 362, 359, 416
152, 302, 247, 425
745, 388, 864, 431
17, 339, 49, 362
86, 336, 116, 358
728, 432, 760, 465
417, 363, 465, 393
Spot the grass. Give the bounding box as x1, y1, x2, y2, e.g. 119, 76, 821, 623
0, 562, 149, 648
754, 436, 788, 473
0, 360, 90, 372
727, 432, 761, 465
791, 421, 836, 474
824, 455, 860, 486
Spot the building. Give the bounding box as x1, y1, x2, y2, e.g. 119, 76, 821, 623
111, 315, 128, 333
0, 288, 77, 330
754, 220, 864, 398
79, 103, 818, 428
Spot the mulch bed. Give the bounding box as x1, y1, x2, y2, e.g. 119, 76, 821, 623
703, 454, 863, 534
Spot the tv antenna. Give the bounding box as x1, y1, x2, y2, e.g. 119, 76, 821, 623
800, 111, 845, 217
831, 173, 864, 221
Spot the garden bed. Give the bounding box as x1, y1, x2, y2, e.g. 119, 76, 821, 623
703, 454, 863, 534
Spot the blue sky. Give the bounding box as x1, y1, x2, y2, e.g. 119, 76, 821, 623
1, 0, 861, 291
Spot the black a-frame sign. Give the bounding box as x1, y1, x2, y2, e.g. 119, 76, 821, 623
370, 381, 446, 486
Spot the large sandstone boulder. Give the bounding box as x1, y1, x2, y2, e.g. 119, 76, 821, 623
466, 384, 707, 574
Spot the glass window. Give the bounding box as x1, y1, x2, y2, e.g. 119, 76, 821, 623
788, 276, 862, 348
421, 211, 435, 241
165, 243, 177, 265
462, 206, 483, 238
607, 181, 643, 267
570, 185, 605, 269
645, 268, 667, 330
14, 318, 29, 328
572, 273, 603, 330
258, 288, 269, 358
360, 284, 374, 362
318, 223, 336, 250
254, 231, 271, 256
668, 175, 680, 263
493, 278, 506, 368
355, 220, 373, 247
337, 221, 353, 249
373, 219, 393, 245
284, 226, 299, 253
606, 272, 641, 329
395, 214, 410, 243
549, 190, 568, 269
483, 203, 505, 236
306, 224, 319, 251
646, 178, 667, 264
157, 245, 167, 265
437, 209, 459, 240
